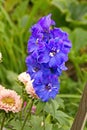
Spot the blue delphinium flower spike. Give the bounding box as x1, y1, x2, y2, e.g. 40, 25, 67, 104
26, 14, 72, 102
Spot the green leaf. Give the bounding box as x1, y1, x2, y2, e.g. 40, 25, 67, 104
12, 0, 28, 21
45, 123, 52, 130
36, 101, 45, 115
30, 115, 43, 130
4, 0, 21, 11
54, 110, 70, 126
44, 99, 71, 126
51, 0, 70, 13
44, 99, 59, 117
52, 124, 59, 130
70, 28, 87, 52
10, 119, 32, 130
45, 100, 71, 126
67, 2, 87, 24
55, 96, 65, 109
52, 0, 87, 26
10, 120, 22, 130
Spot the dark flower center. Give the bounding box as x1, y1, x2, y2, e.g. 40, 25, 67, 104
50, 67, 56, 73
34, 67, 39, 72
45, 83, 52, 90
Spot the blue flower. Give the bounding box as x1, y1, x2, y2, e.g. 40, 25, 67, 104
37, 38, 69, 67
26, 55, 43, 79
26, 14, 72, 102
33, 74, 60, 102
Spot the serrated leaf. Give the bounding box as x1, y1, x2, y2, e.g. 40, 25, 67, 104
30, 115, 43, 130
55, 110, 70, 126
36, 101, 45, 115
55, 96, 64, 109
44, 99, 59, 117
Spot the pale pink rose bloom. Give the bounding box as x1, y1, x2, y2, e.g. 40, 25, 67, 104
25, 82, 38, 99
18, 72, 31, 86
0, 89, 23, 113
0, 85, 5, 91
18, 72, 38, 99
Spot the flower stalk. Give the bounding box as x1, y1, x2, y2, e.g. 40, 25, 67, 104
21, 99, 34, 130
26, 14, 72, 102
43, 110, 45, 130
0, 113, 5, 130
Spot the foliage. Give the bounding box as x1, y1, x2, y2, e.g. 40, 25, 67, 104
0, 0, 87, 129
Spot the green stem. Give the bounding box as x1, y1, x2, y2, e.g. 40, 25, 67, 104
58, 94, 81, 98
0, 113, 5, 130
21, 99, 34, 130
43, 110, 45, 130
24, 99, 32, 114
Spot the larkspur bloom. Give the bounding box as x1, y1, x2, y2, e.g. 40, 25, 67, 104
26, 14, 72, 102
0, 89, 22, 113
26, 55, 42, 79
33, 74, 59, 102
26, 54, 67, 79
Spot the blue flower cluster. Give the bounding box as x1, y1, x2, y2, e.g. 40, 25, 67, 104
26, 14, 72, 102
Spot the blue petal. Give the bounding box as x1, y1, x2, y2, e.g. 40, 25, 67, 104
49, 89, 58, 99
31, 23, 43, 37
49, 57, 57, 67
38, 14, 55, 30
27, 39, 37, 53
38, 52, 50, 63
55, 52, 68, 65
36, 89, 50, 102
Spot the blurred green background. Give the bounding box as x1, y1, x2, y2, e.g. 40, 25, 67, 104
0, 0, 87, 129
